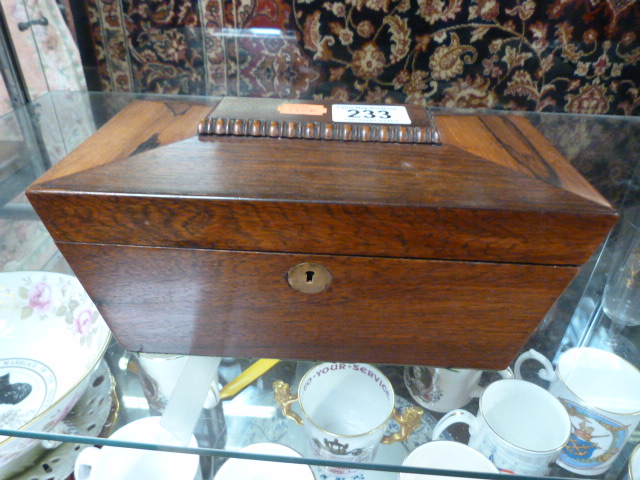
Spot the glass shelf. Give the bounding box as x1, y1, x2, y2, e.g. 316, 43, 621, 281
1, 92, 640, 480
3, 337, 640, 480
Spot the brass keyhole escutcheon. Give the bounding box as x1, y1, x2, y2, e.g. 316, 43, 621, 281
287, 263, 332, 294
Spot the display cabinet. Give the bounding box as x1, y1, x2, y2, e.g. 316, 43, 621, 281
1, 91, 640, 480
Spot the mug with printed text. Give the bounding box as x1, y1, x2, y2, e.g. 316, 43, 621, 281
431, 379, 571, 476
274, 362, 424, 477
515, 347, 640, 475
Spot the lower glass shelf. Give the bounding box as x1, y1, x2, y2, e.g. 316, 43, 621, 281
2, 338, 640, 480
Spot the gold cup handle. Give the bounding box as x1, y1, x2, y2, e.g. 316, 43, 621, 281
381, 406, 424, 444
274, 380, 304, 426
274, 380, 424, 442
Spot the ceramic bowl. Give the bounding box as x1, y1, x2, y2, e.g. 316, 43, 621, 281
0, 271, 111, 477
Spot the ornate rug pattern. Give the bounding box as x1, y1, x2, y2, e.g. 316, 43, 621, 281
83, 0, 640, 115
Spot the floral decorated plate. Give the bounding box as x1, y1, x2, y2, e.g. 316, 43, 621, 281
0, 271, 110, 476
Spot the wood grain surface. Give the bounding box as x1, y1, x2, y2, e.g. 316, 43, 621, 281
58, 242, 579, 368
28, 134, 616, 265
30, 191, 612, 266
32, 100, 218, 185
436, 115, 611, 207
26, 99, 618, 367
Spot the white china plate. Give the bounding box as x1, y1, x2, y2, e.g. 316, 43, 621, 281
0, 271, 111, 472
9, 360, 116, 480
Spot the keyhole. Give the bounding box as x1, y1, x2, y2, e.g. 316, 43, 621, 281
287, 263, 331, 293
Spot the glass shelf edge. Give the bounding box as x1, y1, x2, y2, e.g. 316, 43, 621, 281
0, 428, 560, 480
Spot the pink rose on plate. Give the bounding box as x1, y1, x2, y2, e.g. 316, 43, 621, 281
74, 309, 93, 336
28, 282, 53, 312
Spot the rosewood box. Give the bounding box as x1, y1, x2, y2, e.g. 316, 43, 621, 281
26, 98, 617, 369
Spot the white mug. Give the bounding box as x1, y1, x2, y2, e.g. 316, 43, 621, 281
214, 443, 316, 479
275, 362, 423, 477
404, 366, 513, 413
515, 347, 640, 475
399, 440, 498, 480
431, 379, 571, 476
74, 416, 200, 480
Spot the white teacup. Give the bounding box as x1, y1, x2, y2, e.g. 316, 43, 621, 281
432, 379, 571, 476
515, 347, 640, 475
214, 443, 316, 479
74, 416, 200, 480
404, 366, 513, 413
399, 441, 498, 480
275, 362, 424, 477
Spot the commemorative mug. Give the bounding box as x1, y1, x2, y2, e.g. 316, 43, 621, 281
74, 416, 200, 480
399, 440, 498, 480
274, 362, 424, 477
431, 379, 571, 476
404, 366, 513, 413
515, 347, 640, 475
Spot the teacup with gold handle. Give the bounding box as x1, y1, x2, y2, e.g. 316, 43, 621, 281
274, 362, 424, 477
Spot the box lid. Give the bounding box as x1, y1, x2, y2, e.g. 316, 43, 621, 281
27, 98, 617, 266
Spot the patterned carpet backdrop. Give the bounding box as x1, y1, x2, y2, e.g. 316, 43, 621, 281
84, 0, 640, 114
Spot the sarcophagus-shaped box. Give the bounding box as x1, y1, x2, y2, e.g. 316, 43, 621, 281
26, 98, 617, 369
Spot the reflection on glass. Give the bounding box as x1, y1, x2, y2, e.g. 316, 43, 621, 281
601, 207, 640, 360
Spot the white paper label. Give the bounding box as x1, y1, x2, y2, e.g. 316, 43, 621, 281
332, 104, 411, 125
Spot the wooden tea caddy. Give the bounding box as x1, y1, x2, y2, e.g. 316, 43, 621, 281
27, 97, 617, 369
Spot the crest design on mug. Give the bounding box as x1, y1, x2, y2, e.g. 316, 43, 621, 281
559, 398, 629, 469
313, 437, 364, 457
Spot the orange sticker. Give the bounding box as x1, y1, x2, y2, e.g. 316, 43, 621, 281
277, 103, 328, 116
